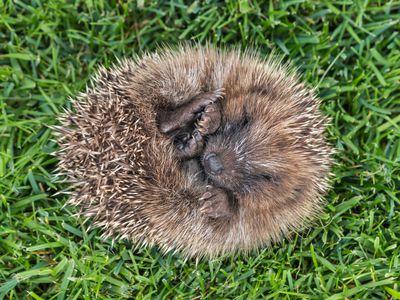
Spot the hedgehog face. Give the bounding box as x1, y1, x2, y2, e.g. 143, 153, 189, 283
201, 144, 243, 192
201, 119, 281, 195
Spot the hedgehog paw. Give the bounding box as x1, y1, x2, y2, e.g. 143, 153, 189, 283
176, 129, 204, 159
199, 186, 232, 218
196, 101, 221, 135
159, 88, 224, 134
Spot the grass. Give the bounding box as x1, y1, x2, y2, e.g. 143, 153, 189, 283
0, 0, 399, 299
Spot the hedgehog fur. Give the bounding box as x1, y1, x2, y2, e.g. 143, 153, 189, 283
56, 45, 333, 258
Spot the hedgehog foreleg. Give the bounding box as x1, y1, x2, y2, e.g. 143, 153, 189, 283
159, 89, 224, 134
159, 89, 224, 160
199, 186, 232, 218
175, 101, 222, 159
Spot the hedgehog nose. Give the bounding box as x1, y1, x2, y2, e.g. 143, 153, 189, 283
204, 152, 224, 175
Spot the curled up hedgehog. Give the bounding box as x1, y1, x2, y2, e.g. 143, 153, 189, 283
56, 45, 332, 258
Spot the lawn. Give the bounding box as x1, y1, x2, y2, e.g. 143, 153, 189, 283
0, 1, 399, 299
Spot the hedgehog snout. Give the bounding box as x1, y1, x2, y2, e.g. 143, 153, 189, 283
204, 152, 224, 175
202, 147, 237, 179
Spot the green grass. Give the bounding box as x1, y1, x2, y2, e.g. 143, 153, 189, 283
1, 0, 399, 299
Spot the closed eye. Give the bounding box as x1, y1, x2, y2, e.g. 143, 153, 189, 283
256, 173, 279, 184
261, 174, 272, 181
247, 173, 274, 182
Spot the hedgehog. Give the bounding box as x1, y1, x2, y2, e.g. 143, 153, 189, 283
56, 45, 332, 258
